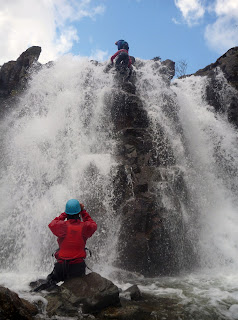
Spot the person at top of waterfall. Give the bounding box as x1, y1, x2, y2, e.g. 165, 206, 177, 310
33, 199, 97, 292
111, 40, 132, 77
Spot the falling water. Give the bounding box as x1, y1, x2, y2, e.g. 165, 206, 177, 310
0, 56, 119, 289
173, 74, 238, 270
135, 60, 238, 271
1, 55, 238, 318
133, 59, 238, 319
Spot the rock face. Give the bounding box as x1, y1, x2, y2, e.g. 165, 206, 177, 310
160, 59, 175, 80
108, 65, 196, 276
194, 47, 238, 90
0, 46, 41, 98
192, 47, 238, 127
0, 286, 38, 320
46, 272, 120, 316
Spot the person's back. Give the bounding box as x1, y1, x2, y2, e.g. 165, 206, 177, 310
57, 220, 85, 260
49, 203, 96, 263
111, 47, 132, 79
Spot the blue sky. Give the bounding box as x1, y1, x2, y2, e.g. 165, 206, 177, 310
0, 0, 238, 75
71, 0, 218, 74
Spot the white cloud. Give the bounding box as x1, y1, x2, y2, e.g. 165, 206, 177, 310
205, 0, 238, 53
0, 0, 105, 65
89, 49, 109, 62
172, 17, 181, 25
174, 0, 238, 54
174, 0, 205, 26
214, 0, 238, 16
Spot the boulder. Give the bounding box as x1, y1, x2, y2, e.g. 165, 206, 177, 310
0, 46, 41, 97
46, 272, 120, 316
124, 285, 142, 301
0, 286, 38, 320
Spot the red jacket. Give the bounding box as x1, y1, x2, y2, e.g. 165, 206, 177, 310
111, 49, 132, 67
48, 210, 97, 264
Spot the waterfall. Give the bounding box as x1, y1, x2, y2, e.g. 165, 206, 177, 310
1, 54, 238, 297
0, 56, 119, 285
135, 58, 238, 272
173, 74, 238, 270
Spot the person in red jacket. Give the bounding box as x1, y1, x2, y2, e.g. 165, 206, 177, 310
33, 199, 97, 292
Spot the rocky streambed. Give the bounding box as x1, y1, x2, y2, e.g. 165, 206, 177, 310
0, 272, 188, 320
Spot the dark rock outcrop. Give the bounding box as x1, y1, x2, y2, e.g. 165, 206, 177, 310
0, 46, 41, 98
109, 68, 197, 276
192, 47, 238, 127
46, 272, 120, 316
150, 58, 175, 83
0, 286, 38, 320
161, 59, 175, 80
194, 47, 238, 90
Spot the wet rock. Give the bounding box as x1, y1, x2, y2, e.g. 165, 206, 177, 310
120, 81, 136, 94
124, 285, 142, 301
228, 96, 238, 125
161, 59, 175, 80
116, 196, 173, 276
46, 272, 120, 317
194, 46, 238, 90
149, 58, 175, 83
99, 305, 143, 319
110, 91, 149, 131
130, 56, 136, 65
110, 65, 198, 276
0, 286, 38, 320
191, 47, 238, 127
0, 46, 41, 98
98, 292, 185, 320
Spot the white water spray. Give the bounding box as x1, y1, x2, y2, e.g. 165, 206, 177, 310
135, 58, 238, 271
173, 74, 238, 270
1, 56, 238, 319
0, 56, 118, 288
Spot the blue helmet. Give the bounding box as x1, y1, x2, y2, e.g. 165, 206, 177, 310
65, 199, 81, 215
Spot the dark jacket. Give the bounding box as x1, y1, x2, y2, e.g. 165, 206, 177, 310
111, 49, 132, 67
